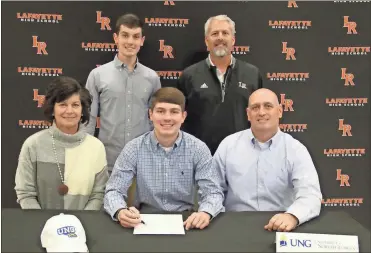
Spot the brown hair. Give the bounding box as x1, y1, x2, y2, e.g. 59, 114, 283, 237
43, 76, 92, 124
115, 13, 143, 35
150, 87, 185, 111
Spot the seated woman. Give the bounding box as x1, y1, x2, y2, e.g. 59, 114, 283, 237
15, 76, 109, 210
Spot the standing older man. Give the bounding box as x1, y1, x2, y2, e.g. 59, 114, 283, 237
214, 88, 322, 232
177, 15, 262, 155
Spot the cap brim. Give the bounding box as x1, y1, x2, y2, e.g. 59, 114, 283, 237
46, 243, 88, 252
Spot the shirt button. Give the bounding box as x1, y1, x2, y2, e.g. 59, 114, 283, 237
127, 133, 130, 136
127, 119, 130, 122
166, 189, 168, 192
165, 173, 168, 177
128, 105, 130, 108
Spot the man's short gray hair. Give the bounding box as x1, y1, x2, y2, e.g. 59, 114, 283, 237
204, 15, 236, 36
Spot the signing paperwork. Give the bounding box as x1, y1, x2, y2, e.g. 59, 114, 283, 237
133, 214, 185, 235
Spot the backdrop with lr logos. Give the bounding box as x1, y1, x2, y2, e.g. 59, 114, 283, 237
2, 1, 370, 228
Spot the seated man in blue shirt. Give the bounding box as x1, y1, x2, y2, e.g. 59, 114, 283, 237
104, 87, 224, 230
214, 88, 322, 232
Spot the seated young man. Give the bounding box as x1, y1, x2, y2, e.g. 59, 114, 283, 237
214, 88, 322, 232
104, 87, 224, 230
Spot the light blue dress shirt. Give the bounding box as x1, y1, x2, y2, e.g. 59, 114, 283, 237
86, 55, 161, 171
104, 130, 224, 220
213, 128, 322, 225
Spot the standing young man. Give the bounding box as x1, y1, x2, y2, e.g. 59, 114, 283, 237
86, 13, 161, 172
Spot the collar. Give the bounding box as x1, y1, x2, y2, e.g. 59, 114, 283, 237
49, 122, 86, 145
206, 54, 235, 69
247, 128, 282, 150
149, 130, 183, 150
114, 54, 139, 70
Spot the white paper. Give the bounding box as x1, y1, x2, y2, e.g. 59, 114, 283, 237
133, 214, 185, 235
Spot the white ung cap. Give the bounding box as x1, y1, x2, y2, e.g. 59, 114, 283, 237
41, 213, 88, 252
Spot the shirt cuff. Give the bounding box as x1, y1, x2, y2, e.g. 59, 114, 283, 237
198, 203, 224, 219
285, 208, 305, 226
110, 205, 127, 221
284, 211, 300, 226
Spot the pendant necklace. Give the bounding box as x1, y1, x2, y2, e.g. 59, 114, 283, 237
51, 133, 82, 195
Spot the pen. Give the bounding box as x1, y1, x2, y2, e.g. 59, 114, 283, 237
125, 208, 146, 225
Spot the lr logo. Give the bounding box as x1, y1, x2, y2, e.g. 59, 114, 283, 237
282, 42, 296, 60
280, 94, 294, 112
96, 11, 111, 30
338, 119, 352, 136
336, 169, 350, 187
33, 89, 45, 108
341, 68, 355, 86
343, 16, 357, 34
159, 40, 174, 58
32, 36, 48, 55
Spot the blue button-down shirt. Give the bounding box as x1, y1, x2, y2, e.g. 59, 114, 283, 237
213, 129, 322, 225
104, 130, 224, 220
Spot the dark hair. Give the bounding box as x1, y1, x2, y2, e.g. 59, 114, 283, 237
115, 13, 144, 35
43, 76, 92, 124
150, 87, 185, 111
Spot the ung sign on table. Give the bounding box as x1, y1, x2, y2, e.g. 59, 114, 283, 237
276, 232, 358, 252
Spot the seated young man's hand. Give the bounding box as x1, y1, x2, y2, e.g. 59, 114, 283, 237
183, 211, 211, 230
117, 206, 141, 228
